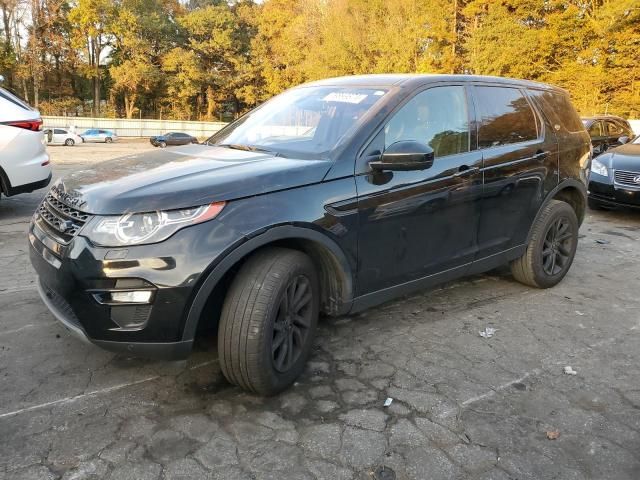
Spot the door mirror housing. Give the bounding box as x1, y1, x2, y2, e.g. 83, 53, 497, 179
618, 136, 630, 145
370, 141, 435, 172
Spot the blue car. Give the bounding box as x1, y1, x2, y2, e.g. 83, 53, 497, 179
80, 129, 118, 143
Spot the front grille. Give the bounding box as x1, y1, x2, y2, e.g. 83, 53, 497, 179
614, 170, 640, 188
36, 192, 91, 243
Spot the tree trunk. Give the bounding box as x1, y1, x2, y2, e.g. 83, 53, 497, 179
1, 6, 12, 88
206, 86, 215, 120
125, 93, 137, 119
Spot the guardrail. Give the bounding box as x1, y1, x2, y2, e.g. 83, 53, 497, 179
41, 116, 227, 139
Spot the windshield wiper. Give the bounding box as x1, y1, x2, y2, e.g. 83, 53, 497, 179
216, 143, 283, 157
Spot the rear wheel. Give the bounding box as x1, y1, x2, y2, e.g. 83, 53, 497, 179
64, 138, 74, 146
105, 137, 113, 143
218, 247, 319, 395
510, 200, 578, 288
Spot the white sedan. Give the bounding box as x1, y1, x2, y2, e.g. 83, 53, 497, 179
44, 127, 84, 146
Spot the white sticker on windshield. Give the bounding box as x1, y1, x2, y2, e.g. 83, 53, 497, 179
323, 92, 368, 104
374, 90, 385, 96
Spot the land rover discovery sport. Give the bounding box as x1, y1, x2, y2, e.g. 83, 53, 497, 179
30, 75, 591, 395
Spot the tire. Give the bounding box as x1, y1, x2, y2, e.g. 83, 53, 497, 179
64, 138, 74, 146
105, 137, 113, 143
218, 247, 319, 395
510, 200, 579, 289
159, 141, 166, 148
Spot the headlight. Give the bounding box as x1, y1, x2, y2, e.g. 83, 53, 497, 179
82, 202, 225, 247
591, 158, 608, 176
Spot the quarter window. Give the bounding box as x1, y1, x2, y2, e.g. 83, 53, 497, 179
606, 121, 623, 136
384, 86, 470, 158
476, 87, 538, 149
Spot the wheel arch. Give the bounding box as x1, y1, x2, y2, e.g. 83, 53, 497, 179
181, 225, 355, 342
526, 179, 587, 244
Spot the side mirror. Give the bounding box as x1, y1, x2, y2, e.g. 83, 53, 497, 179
370, 141, 435, 172
618, 136, 630, 145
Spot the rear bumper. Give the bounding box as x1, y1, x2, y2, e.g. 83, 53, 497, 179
37, 278, 193, 359
3, 172, 51, 196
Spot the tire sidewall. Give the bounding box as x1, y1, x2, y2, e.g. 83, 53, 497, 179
259, 257, 319, 393
531, 203, 579, 288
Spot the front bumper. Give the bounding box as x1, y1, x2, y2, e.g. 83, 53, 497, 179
589, 176, 640, 209
37, 279, 193, 358
28, 215, 229, 360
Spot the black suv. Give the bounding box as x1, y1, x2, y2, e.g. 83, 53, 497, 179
30, 75, 591, 394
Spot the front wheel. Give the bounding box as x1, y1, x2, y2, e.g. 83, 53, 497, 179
105, 137, 113, 143
218, 247, 319, 395
510, 200, 579, 288
159, 141, 166, 148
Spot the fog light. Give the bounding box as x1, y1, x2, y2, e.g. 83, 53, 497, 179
111, 291, 153, 303
92, 290, 154, 305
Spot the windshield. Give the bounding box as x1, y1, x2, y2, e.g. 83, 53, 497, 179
207, 86, 388, 158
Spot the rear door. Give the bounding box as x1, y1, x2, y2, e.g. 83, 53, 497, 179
356, 84, 483, 295
473, 85, 558, 259
588, 121, 607, 156
53, 129, 67, 144
604, 120, 625, 148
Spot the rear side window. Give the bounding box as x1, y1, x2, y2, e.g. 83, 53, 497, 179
54, 129, 66, 134
528, 89, 583, 133
475, 86, 538, 149
606, 121, 623, 136
588, 122, 603, 137
384, 85, 470, 158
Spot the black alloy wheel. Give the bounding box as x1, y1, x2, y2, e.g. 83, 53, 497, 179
541, 216, 573, 276
510, 199, 579, 288
218, 247, 319, 395
271, 275, 313, 373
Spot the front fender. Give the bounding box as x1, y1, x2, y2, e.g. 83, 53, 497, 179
180, 224, 355, 342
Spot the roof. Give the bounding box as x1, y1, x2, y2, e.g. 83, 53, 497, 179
303, 74, 562, 91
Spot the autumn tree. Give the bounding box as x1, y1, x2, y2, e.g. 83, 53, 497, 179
68, 0, 113, 115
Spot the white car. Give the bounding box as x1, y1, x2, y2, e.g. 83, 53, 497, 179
0, 85, 51, 198
44, 127, 83, 146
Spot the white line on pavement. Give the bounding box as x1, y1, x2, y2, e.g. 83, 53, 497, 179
0, 358, 219, 419
440, 369, 542, 418
0, 376, 161, 419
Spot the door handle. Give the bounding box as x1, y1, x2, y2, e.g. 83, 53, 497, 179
453, 166, 479, 178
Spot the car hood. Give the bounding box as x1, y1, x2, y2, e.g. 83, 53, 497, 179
609, 143, 640, 171
53, 144, 333, 214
